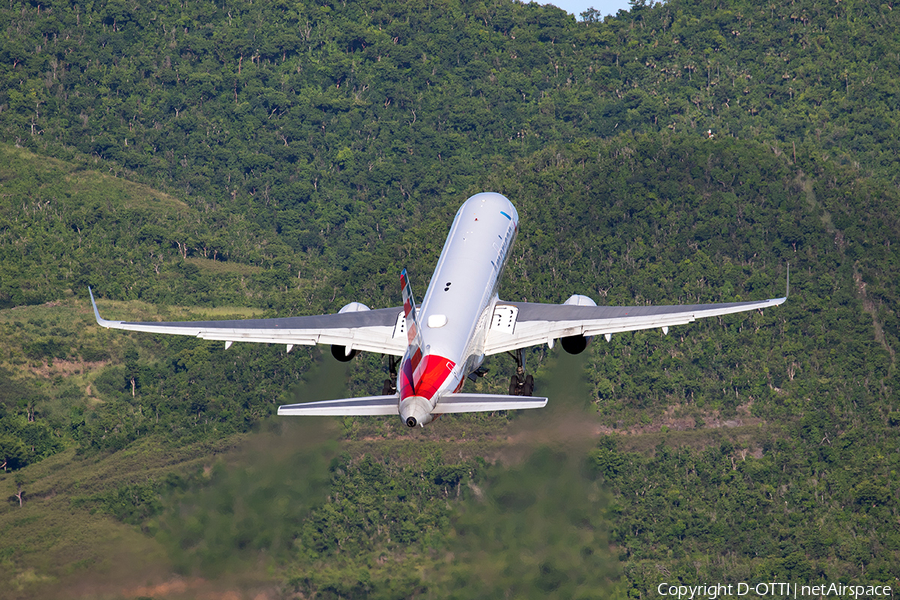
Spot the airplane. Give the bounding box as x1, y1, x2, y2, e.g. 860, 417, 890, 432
90, 192, 786, 427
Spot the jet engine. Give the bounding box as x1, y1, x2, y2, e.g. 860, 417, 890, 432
330, 302, 370, 362
331, 345, 360, 362
560, 294, 596, 355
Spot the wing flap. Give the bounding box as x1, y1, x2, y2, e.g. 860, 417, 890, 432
484, 297, 785, 355
278, 395, 399, 416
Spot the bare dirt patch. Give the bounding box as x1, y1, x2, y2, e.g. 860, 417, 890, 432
28, 359, 108, 379
119, 577, 276, 600
596, 401, 763, 436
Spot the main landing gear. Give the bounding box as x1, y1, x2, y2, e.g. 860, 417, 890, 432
508, 348, 534, 397
380, 352, 534, 397
381, 355, 398, 395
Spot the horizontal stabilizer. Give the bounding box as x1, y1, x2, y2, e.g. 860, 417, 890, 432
277, 393, 548, 417
433, 393, 548, 414
278, 395, 398, 416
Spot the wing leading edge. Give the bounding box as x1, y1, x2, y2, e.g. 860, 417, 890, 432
89, 287, 407, 356
484, 296, 786, 355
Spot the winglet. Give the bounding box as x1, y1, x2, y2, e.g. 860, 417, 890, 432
88, 287, 118, 328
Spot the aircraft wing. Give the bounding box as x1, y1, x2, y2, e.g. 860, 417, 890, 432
483, 296, 786, 355
89, 288, 408, 356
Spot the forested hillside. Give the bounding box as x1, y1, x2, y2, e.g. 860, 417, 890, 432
3, 0, 900, 308
1, 0, 898, 597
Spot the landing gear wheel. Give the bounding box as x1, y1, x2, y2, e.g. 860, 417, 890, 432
507, 348, 531, 396
522, 374, 534, 397
380, 356, 398, 395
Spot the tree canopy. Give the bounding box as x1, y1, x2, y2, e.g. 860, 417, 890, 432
0, 0, 898, 596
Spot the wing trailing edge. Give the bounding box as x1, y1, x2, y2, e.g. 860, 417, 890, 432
88, 287, 407, 356
484, 296, 786, 355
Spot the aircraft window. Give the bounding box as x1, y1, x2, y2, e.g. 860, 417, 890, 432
444, 282, 452, 291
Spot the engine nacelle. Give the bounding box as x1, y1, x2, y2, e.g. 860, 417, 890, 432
561, 335, 590, 355
331, 302, 370, 361
338, 301, 371, 314
561, 294, 596, 355
331, 345, 360, 362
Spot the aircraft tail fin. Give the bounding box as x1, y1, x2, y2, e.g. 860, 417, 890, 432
400, 269, 423, 348
400, 269, 426, 377
433, 393, 548, 414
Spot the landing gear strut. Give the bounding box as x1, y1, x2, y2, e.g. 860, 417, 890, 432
381, 355, 398, 395
507, 348, 534, 396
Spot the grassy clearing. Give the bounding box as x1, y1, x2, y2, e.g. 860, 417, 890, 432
0, 299, 281, 597
613, 422, 775, 456
0, 145, 74, 181
0, 145, 188, 213
63, 170, 189, 212
0, 433, 249, 599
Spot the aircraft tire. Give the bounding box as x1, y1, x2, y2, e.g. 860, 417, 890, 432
523, 375, 534, 397
509, 376, 519, 396
381, 379, 393, 395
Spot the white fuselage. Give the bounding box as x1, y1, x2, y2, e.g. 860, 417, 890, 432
397, 193, 518, 423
